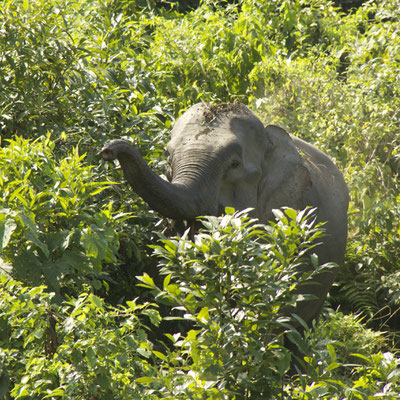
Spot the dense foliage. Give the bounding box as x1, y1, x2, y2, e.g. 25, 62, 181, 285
1, 0, 399, 398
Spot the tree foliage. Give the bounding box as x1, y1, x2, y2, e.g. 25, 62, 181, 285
1, 0, 400, 398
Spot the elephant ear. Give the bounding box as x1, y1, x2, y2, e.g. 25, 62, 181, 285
258, 125, 312, 221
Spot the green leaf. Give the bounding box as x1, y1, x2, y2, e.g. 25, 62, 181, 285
278, 351, 291, 374
135, 376, 158, 384
82, 235, 99, 259
272, 209, 285, 222
326, 362, 341, 372
33, 328, 44, 339
71, 348, 83, 363
284, 207, 298, 221
136, 273, 156, 289
126, 300, 136, 311
0, 216, 17, 251
17, 213, 49, 257
142, 309, 161, 326
137, 347, 151, 359
224, 207, 235, 215
63, 317, 76, 333
163, 274, 172, 289
200, 364, 222, 381
86, 347, 97, 367
89, 294, 103, 309
350, 353, 372, 364
153, 350, 169, 363
327, 343, 337, 362
42, 388, 65, 398
197, 307, 209, 323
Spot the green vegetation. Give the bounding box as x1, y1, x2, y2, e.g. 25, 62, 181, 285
0, 0, 399, 398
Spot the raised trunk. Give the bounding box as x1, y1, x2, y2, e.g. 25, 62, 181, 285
101, 140, 217, 220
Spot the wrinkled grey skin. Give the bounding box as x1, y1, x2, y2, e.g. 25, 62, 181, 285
101, 102, 349, 325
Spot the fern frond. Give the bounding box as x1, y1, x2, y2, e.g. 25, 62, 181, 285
339, 282, 379, 317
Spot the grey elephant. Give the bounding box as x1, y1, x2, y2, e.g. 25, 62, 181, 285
101, 102, 349, 326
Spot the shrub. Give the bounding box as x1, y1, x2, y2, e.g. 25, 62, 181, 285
0, 275, 161, 399
1, 210, 399, 399
138, 208, 331, 398
0, 136, 120, 295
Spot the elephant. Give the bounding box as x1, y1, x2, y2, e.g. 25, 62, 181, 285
101, 102, 349, 327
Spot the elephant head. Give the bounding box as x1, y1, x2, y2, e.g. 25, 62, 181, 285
101, 102, 349, 324
101, 103, 314, 224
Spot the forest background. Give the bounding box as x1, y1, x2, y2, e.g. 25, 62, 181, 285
0, 0, 400, 398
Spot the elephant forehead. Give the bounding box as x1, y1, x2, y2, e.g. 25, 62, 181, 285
167, 128, 238, 155
169, 105, 265, 151
171, 103, 258, 136
174, 102, 252, 123
169, 122, 234, 150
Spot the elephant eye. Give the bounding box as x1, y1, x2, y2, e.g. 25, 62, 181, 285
230, 160, 241, 169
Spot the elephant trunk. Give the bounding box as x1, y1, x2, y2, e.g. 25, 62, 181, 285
101, 140, 218, 220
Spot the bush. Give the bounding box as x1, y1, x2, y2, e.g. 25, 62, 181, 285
0, 135, 120, 296
137, 208, 346, 398
2, 208, 400, 399
0, 275, 162, 399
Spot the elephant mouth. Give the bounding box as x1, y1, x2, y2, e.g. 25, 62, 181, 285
218, 203, 226, 216
171, 204, 225, 238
